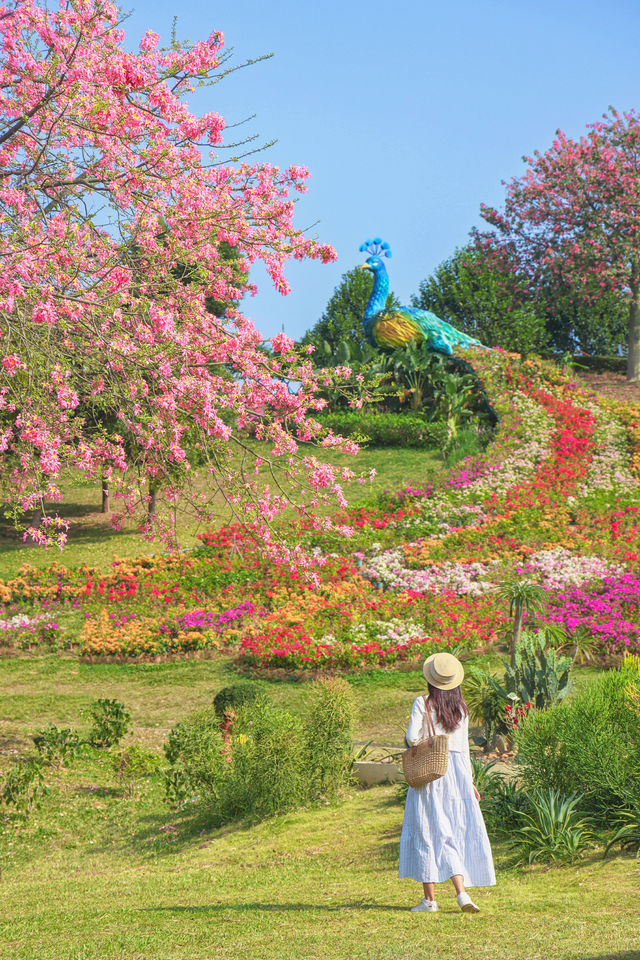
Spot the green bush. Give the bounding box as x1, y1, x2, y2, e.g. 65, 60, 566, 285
33, 725, 81, 768
86, 698, 132, 749
164, 679, 356, 823
515, 668, 640, 820
509, 789, 596, 864
111, 745, 161, 798
219, 698, 306, 821
570, 355, 626, 374
304, 676, 355, 801
163, 708, 225, 807
316, 411, 448, 449
0, 759, 49, 815
213, 681, 262, 719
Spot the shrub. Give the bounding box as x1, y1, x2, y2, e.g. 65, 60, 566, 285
164, 680, 355, 823
86, 698, 132, 748
463, 668, 508, 745
219, 698, 306, 821
213, 681, 262, 719
304, 676, 355, 801
316, 411, 448, 449
0, 759, 49, 815
163, 708, 225, 807
515, 668, 640, 819
112, 745, 161, 798
32, 725, 81, 768
509, 789, 596, 864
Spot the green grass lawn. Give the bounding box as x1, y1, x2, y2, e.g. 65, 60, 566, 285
0, 772, 638, 960
0, 444, 442, 578
1, 656, 638, 960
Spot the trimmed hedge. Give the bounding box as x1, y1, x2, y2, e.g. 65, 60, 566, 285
571, 355, 627, 374
317, 411, 448, 449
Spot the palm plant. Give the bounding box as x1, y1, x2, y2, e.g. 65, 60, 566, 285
495, 577, 547, 667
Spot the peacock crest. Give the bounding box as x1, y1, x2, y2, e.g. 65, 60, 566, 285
359, 237, 392, 259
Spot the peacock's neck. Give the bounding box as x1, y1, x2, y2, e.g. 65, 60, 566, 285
364, 268, 389, 320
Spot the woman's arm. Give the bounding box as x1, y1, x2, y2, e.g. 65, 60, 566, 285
405, 697, 425, 747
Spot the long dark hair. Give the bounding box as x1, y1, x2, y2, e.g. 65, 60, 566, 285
427, 683, 468, 733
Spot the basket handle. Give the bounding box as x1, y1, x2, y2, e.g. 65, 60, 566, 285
423, 695, 436, 739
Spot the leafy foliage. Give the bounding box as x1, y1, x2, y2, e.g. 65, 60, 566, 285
164, 679, 355, 823
213, 682, 263, 719
303, 267, 399, 359
304, 677, 355, 802
412, 245, 548, 356
33, 725, 81, 768
86, 699, 132, 749
0, 759, 49, 815
515, 668, 640, 818
111, 745, 161, 798
316, 411, 448, 449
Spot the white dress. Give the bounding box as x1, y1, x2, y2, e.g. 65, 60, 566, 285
398, 695, 496, 887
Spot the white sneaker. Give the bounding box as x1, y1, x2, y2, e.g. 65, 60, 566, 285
411, 898, 438, 912
456, 891, 479, 913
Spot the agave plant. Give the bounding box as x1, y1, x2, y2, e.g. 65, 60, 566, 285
510, 789, 596, 864
470, 756, 503, 798
604, 804, 640, 857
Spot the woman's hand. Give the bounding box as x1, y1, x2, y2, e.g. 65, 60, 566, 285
473, 785, 481, 803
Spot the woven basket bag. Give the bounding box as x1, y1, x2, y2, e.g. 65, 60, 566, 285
402, 695, 449, 788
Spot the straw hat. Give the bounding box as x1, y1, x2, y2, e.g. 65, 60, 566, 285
423, 651, 464, 690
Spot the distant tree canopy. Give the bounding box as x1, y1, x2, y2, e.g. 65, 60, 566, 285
475, 108, 639, 376
413, 245, 627, 357
303, 266, 399, 360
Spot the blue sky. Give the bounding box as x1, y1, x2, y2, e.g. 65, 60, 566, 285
125, 0, 640, 340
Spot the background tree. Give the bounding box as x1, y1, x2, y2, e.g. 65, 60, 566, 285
413, 245, 626, 357
0, 0, 358, 563
411, 245, 548, 357
475, 107, 640, 379
302, 266, 399, 361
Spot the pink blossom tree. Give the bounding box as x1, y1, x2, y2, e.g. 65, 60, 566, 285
476, 108, 640, 380
0, 0, 360, 566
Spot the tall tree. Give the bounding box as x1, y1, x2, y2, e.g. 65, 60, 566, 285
303, 266, 398, 360
475, 108, 640, 379
412, 246, 548, 357
0, 0, 356, 564
414, 245, 626, 357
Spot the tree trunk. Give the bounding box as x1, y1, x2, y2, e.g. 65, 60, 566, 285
101, 476, 109, 514
627, 273, 640, 382
148, 483, 157, 520
510, 602, 524, 668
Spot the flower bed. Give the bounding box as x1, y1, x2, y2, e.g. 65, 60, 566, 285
2, 349, 640, 668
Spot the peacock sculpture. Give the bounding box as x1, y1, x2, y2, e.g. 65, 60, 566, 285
359, 238, 484, 355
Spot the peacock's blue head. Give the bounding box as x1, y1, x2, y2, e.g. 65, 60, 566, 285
359, 237, 392, 275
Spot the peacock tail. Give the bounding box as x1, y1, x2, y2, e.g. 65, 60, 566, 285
371, 306, 483, 355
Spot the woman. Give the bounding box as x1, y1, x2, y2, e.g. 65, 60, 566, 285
399, 651, 495, 913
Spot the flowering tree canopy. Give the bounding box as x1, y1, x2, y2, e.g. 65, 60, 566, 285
476, 108, 640, 379
0, 0, 359, 565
